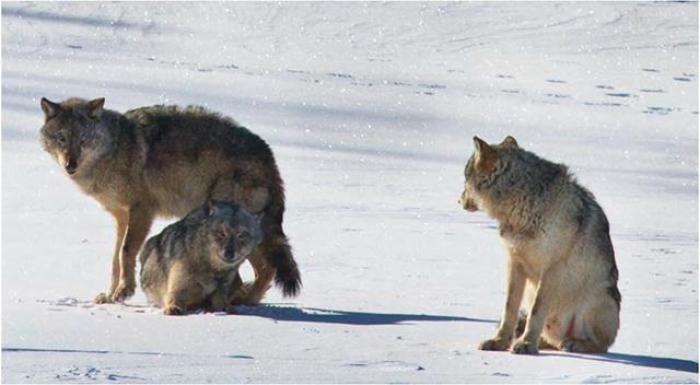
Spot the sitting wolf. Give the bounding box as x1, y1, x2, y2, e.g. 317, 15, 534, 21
459, 136, 620, 354
140, 201, 262, 315
39, 97, 301, 304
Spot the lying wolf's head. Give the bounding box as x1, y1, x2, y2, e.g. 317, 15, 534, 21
199, 201, 263, 269
39, 97, 110, 178
459, 135, 519, 213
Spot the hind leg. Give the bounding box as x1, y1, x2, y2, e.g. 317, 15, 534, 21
561, 295, 619, 353
230, 239, 275, 305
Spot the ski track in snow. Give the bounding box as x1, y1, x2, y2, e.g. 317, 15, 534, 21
2, 2, 698, 383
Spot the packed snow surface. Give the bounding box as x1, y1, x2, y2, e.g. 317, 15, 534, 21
2, 2, 698, 383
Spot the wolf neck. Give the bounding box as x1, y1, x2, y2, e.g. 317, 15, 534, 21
484, 156, 568, 237
72, 110, 141, 194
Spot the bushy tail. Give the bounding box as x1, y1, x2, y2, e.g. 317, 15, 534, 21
262, 155, 301, 298
268, 232, 302, 297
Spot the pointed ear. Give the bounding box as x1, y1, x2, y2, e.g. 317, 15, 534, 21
86, 97, 105, 120
501, 135, 519, 149
472, 136, 497, 172
40, 97, 61, 120
473, 136, 489, 153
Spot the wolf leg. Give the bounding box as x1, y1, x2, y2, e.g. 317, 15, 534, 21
232, 239, 275, 305
512, 263, 565, 355
513, 315, 558, 350
112, 205, 153, 302
480, 258, 526, 351
559, 338, 605, 353
163, 262, 203, 316
561, 294, 619, 353
206, 273, 239, 313
95, 209, 128, 304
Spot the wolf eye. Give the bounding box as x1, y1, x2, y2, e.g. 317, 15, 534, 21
237, 231, 251, 243
215, 230, 227, 240
56, 133, 67, 145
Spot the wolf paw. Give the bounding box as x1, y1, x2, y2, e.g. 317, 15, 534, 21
559, 339, 605, 353
229, 282, 267, 306
94, 292, 113, 304
163, 305, 185, 316
511, 339, 539, 355
111, 282, 135, 302
478, 337, 511, 351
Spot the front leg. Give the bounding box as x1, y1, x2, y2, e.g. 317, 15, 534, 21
511, 264, 562, 355
479, 258, 526, 351
163, 262, 204, 316
95, 209, 128, 304
206, 270, 241, 313
111, 204, 153, 302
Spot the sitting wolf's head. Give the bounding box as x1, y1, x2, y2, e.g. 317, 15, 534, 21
39, 97, 110, 177
459, 135, 520, 213
195, 201, 263, 268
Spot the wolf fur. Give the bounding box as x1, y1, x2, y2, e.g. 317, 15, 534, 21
459, 135, 620, 354
39, 97, 301, 304
140, 201, 262, 315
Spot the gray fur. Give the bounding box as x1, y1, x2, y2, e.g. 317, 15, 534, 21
140, 201, 262, 315
460, 136, 620, 354
40, 97, 301, 304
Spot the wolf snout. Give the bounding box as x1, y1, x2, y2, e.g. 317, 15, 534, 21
65, 158, 78, 175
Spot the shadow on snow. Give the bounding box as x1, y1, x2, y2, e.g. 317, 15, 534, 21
541, 351, 698, 374
233, 304, 496, 326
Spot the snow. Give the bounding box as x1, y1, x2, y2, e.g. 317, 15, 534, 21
2, 2, 697, 383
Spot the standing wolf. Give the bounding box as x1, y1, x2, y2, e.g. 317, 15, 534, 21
459, 136, 620, 354
140, 201, 262, 315
39, 97, 301, 305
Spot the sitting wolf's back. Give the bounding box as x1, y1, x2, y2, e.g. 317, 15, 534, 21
138, 203, 206, 271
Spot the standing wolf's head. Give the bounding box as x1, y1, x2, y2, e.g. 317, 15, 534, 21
39, 97, 111, 177
459, 135, 520, 213
197, 201, 263, 269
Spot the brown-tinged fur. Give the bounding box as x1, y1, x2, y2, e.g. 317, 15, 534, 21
39, 97, 301, 304
459, 136, 620, 354
139, 201, 262, 315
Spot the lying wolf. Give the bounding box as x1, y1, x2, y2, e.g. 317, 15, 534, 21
140, 201, 262, 315
459, 136, 620, 354
39, 97, 301, 304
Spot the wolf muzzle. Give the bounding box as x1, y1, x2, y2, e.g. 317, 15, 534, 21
65, 158, 78, 175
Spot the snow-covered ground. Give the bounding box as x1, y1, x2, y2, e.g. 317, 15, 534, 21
2, 2, 697, 383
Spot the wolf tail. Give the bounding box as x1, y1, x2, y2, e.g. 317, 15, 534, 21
267, 229, 302, 297
262, 158, 302, 298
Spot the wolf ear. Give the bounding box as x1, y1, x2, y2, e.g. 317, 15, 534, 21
473, 136, 497, 172
40, 97, 61, 120
501, 135, 519, 149
86, 97, 105, 120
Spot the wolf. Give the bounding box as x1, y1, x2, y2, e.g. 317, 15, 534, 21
140, 201, 262, 315
459, 136, 620, 354
39, 97, 301, 305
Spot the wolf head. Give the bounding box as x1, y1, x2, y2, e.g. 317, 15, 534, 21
39, 97, 110, 177
459, 135, 520, 213
200, 201, 263, 268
